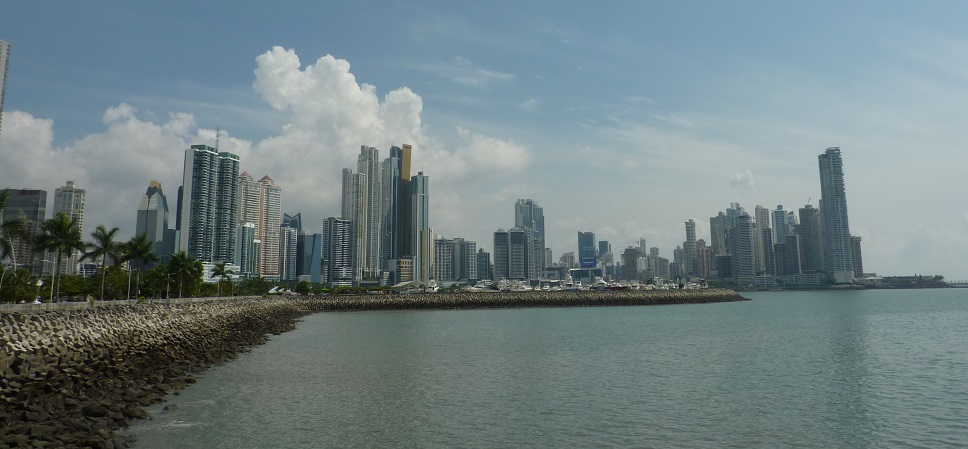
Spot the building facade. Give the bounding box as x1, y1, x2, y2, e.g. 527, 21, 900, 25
52, 181, 85, 274
818, 147, 854, 283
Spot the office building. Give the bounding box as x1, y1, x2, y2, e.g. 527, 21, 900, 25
818, 147, 854, 283
850, 236, 864, 279
798, 205, 822, 274
753, 205, 771, 274
411, 171, 431, 284
514, 199, 545, 276
476, 248, 491, 282
1, 189, 46, 274
52, 181, 85, 274
577, 231, 596, 268
381, 144, 412, 271
729, 213, 755, 285
236, 223, 259, 280
434, 237, 455, 282
136, 181, 168, 251
322, 217, 353, 287
684, 219, 697, 277
356, 146, 382, 279
280, 224, 298, 281
493, 229, 510, 280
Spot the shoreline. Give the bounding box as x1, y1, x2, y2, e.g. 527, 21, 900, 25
0, 290, 745, 448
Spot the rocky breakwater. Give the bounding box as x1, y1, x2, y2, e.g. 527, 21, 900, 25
311, 288, 749, 311
0, 298, 316, 449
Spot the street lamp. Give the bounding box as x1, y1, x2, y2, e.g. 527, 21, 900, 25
41, 259, 53, 303
126, 262, 132, 301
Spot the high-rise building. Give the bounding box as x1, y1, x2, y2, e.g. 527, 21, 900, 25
729, 213, 755, 285
322, 217, 353, 287
818, 147, 854, 283
282, 213, 302, 234
178, 145, 239, 263
753, 205, 771, 274
696, 239, 711, 278
236, 223, 259, 280
257, 176, 282, 280
411, 172, 432, 285
433, 237, 455, 282
136, 181, 168, 247
559, 251, 576, 269
238, 172, 260, 225
577, 232, 596, 268
356, 146, 382, 279
341, 168, 365, 281
52, 181, 85, 275
684, 219, 697, 277
508, 227, 530, 280
476, 248, 491, 281
772, 205, 792, 242
493, 229, 510, 280
709, 212, 728, 256
1, 189, 46, 275
0, 40, 9, 140
514, 199, 545, 276
452, 238, 478, 281
850, 236, 864, 279
279, 224, 298, 281
798, 205, 822, 274
381, 144, 413, 272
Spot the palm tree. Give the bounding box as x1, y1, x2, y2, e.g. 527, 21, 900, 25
34, 213, 86, 302
168, 252, 202, 298
84, 225, 122, 301
210, 261, 235, 298
122, 234, 158, 302
0, 190, 28, 300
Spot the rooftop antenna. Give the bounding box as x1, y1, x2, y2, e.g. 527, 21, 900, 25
215, 127, 220, 150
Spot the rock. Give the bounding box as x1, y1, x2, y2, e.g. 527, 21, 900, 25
162, 404, 178, 412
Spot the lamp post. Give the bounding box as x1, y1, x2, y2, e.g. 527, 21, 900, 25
41, 259, 52, 303
126, 262, 132, 301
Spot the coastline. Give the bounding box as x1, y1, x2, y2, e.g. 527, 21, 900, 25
0, 290, 745, 448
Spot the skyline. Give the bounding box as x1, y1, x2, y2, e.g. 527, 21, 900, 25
1, 2, 967, 279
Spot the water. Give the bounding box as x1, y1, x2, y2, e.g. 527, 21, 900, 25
127, 289, 968, 448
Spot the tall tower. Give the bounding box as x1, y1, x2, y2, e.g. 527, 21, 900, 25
411, 171, 431, 284
493, 229, 510, 281
341, 168, 365, 281
53, 181, 86, 275
238, 172, 260, 226
0, 40, 9, 140
514, 199, 545, 278
577, 231, 596, 268
683, 219, 696, 277
322, 217, 354, 287
258, 175, 282, 280
797, 204, 822, 274
179, 145, 240, 262
357, 146, 382, 279
729, 213, 755, 285
753, 205, 771, 274
818, 147, 854, 283
136, 180, 170, 265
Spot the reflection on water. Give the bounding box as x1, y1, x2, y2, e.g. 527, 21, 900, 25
127, 289, 968, 448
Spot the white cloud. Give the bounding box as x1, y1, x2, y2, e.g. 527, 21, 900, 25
519, 99, 542, 111
729, 170, 755, 192
0, 47, 533, 251
422, 56, 514, 88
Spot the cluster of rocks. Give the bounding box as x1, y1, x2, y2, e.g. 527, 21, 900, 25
0, 298, 316, 449
1, 289, 745, 448
309, 288, 749, 311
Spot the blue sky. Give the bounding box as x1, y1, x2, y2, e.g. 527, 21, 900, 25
2, 1, 967, 279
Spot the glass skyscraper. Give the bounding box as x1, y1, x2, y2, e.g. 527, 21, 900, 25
818, 147, 854, 283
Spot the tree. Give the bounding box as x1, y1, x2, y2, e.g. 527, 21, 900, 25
34, 213, 86, 303
210, 261, 234, 298
122, 234, 158, 301
168, 252, 203, 298
84, 225, 122, 301
0, 190, 29, 301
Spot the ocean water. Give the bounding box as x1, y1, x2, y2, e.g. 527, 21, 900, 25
126, 289, 968, 448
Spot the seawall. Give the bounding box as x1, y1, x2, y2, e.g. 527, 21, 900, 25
1, 289, 746, 448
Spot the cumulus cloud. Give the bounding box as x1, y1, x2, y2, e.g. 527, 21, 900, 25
729, 170, 755, 191
0, 47, 532, 244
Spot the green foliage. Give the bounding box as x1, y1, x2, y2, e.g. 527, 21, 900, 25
168, 252, 203, 298
237, 277, 271, 296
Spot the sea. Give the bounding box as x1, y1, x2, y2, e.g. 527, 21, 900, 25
125, 289, 968, 448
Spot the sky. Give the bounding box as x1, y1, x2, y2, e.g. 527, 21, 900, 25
1, 1, 967, 280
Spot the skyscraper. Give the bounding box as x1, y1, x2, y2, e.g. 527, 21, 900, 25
236, 223, 259, 280
818, 147, 854, 283
136, 181, 171, 265
178, 145, 239, 263
53, 181, 85, 275
357, 146, 382, 279
279, 224, 298, 281
322, 217, 353, 287
258, 176, 282, 280
411, 171, 432, 285
683, 219, 697, 277
0, 40, 9, 140
434, 237, 455, 282
1, 189, 46, 275
577, 231, 596, 268
798, 205, 822, 274
729, 213, 755, 285
238, 172, 260, 226
850, 236, 864, 279
341, 168, 365, 281
753, 205, 771, 274
493, 229, 510, 280
514, 199, 545, 277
